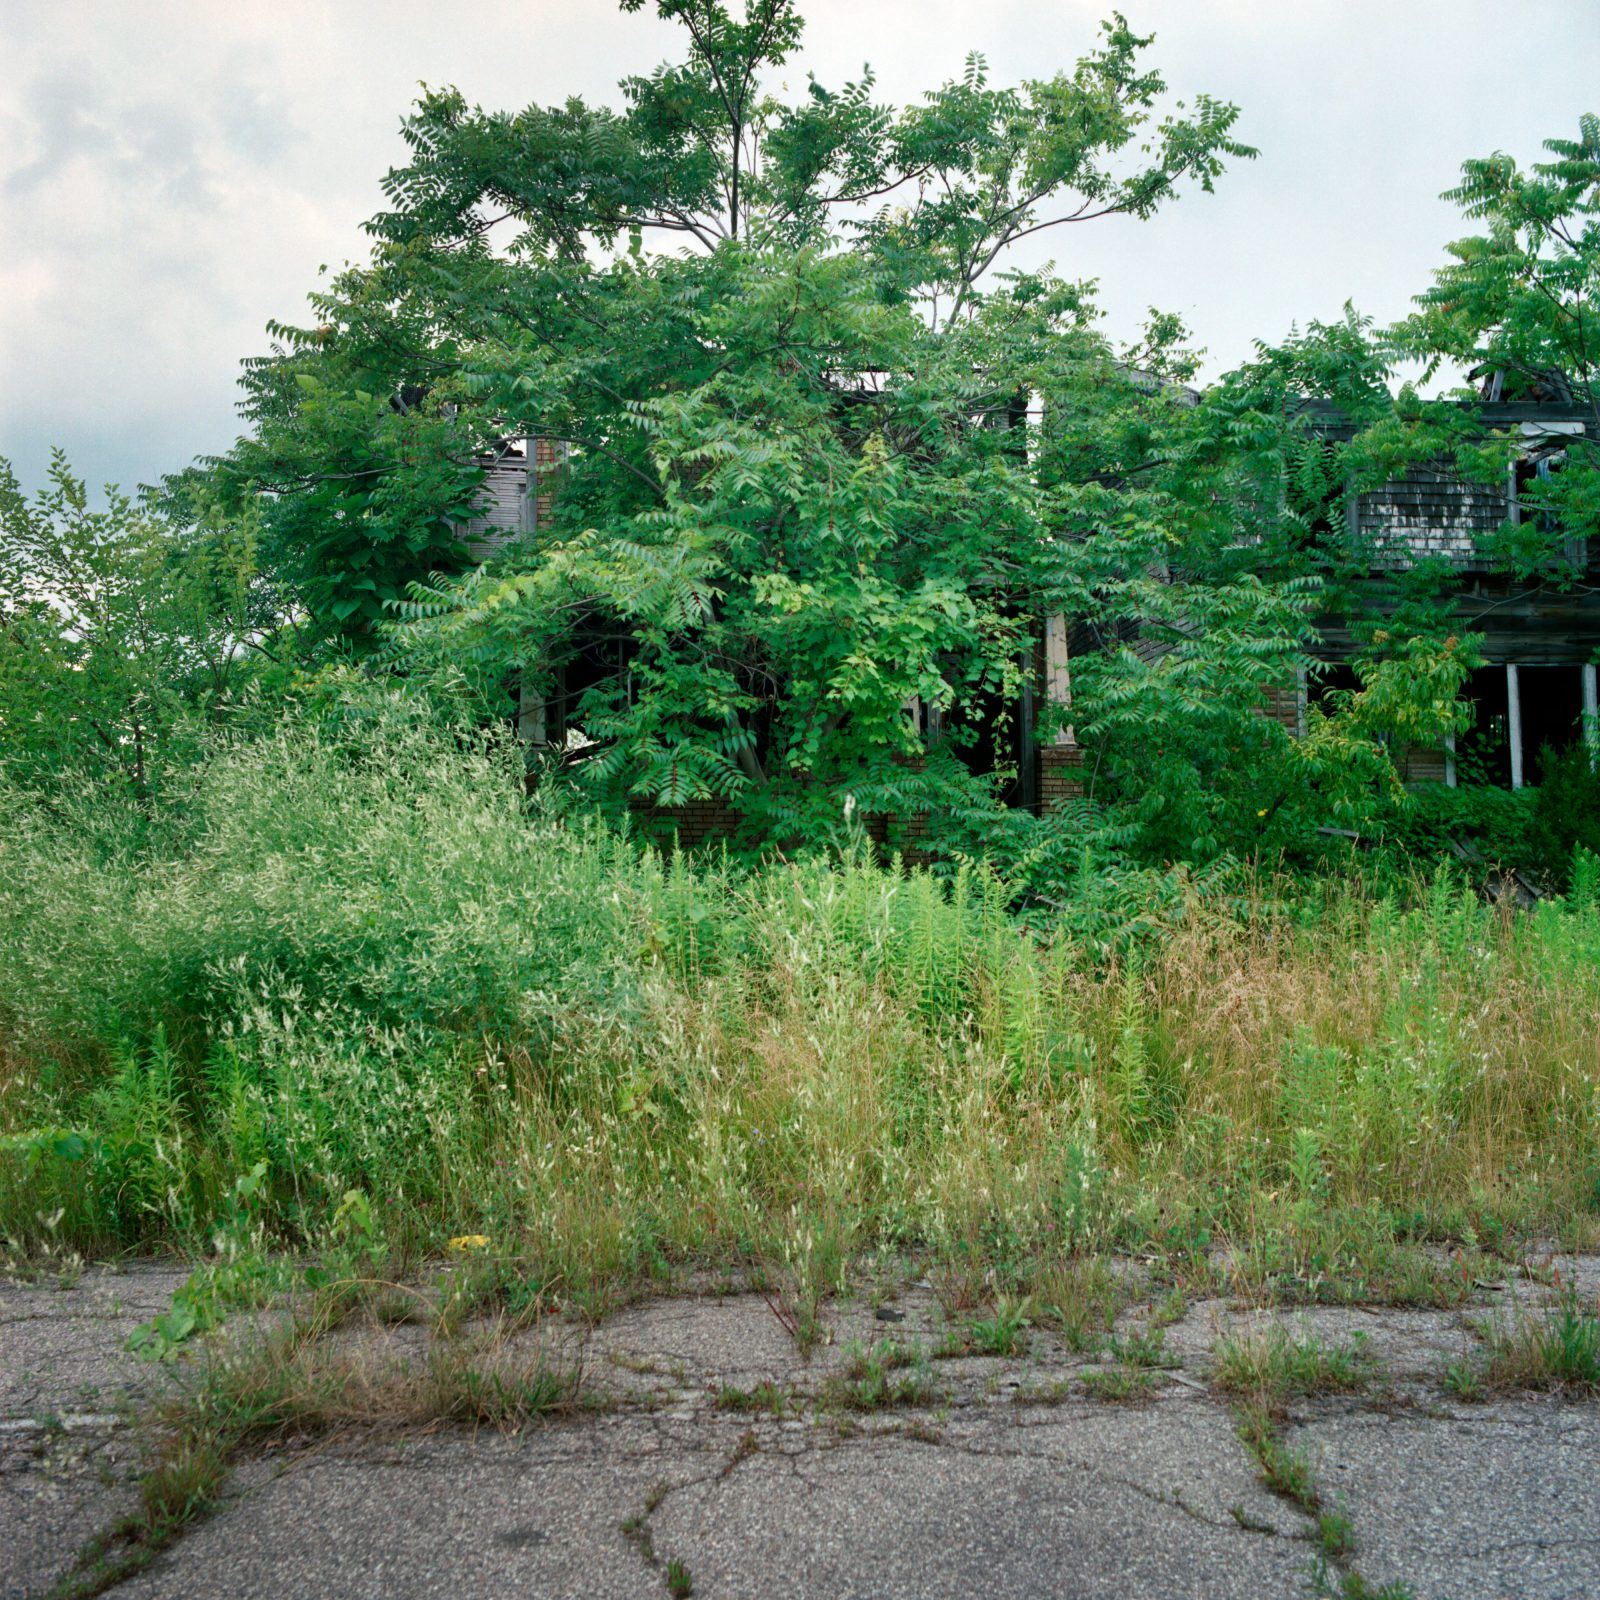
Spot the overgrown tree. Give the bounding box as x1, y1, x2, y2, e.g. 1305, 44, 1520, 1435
200, 0, 1472, 862
0, 454, 281, 800
1379, 114, 1600, 579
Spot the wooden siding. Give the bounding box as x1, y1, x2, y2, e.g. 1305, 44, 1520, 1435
462, 440, 533, 561
1355, 465, 1507, 570
461, 438, 567, 561
1316, 576, 1600, 666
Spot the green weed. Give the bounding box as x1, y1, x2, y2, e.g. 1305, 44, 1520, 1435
1482, 1286, 1600, 1393
968, 1296, 1033, 1356
1107, 1326, 1179, 1370
1034, 1257, 1124, 1352
1081, 1363, 1157, 1403
716, 1382, 792, 1414
1235, 1404, 1319, 1512
1212, 1326, 1379, 1400
825, 1339, 940, 1411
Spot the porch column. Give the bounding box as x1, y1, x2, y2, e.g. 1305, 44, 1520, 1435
1584, 663, 1598, 768
1507, 664, 1523, 790
1044, 612, 1074, 745
517, 678, 548, 745
1039, 612, 1085, 807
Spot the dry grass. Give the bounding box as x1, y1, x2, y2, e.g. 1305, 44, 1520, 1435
48, 1292, 582, 1600
1032, 1257, 1126, 1351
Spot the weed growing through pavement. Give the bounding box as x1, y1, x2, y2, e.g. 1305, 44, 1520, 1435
825, 1339, 941, 1411
1478, 1283, 1600, 1394
1212, 1326, 1380, 1400
1441, 1359, 1486, 1401
51, 1273, 581, 1600
1316, 1508, 1356, 1562
1234, 1403, 1319, 1512
1236, 1400, 1421, 1600
1034, 1257, 1124, 1352
715, 1381, 793, 1415
1012, 1377, 1078, 1407
1081, 1364, 1158, 1403
1228, 1503, 1277, 1535
1107, 1326, 1179, 1370
1309, 1561, 1417, 1599
967, 1296, 1034, 1356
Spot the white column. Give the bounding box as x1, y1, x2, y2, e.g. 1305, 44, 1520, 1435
1045, 612, 1074, 745
1443, 729, 1457, 788
518, 678, 547, 745
1584, 663, 1598, 768
1295, 663, 1308, 739
1507, 663, 1523, 790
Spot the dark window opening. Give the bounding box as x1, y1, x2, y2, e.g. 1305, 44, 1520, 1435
1514, 449, 1587, 568
1518, 665, 1586, 785
948, 675, 1032, 809
1307, 662, 1361, 708
1457, 667, 1511, 788
1513, 452, 1560, 531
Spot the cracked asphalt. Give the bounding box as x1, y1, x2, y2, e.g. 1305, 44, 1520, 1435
3, 1259, 1598, 1599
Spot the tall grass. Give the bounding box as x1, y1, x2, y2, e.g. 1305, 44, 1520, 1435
2, 713, 1597, 1303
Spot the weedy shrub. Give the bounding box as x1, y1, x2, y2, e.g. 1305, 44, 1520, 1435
1, 712, 1598, 1303
1526, 749, 1600, 888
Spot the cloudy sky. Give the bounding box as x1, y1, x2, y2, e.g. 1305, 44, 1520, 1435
2, 0, 1596, 497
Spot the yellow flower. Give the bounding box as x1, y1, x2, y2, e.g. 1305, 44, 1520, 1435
1257, 808, 1268, 817
446, 1234, 490, 1252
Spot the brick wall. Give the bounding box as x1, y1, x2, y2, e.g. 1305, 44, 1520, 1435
1400, 745, 1449, 785
532, 437, 563, 528
632, 796, 931, 864
633, 797, 743, 850
1040, 743, 1086, 807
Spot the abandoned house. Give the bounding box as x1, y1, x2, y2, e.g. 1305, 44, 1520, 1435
1299, 379, 1599, 791
462, 381, 1599, 838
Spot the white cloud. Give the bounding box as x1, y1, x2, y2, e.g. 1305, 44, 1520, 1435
2, 0, 1596, 496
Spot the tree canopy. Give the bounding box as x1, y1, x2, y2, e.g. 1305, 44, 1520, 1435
161, 1, 1595, 866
